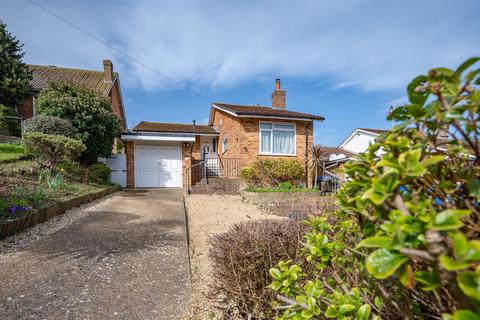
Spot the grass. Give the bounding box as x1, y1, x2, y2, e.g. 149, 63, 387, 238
0, 143, 28, 162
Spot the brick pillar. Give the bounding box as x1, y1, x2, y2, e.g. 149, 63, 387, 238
182, 143, 192, 190
126, 141, 135, 188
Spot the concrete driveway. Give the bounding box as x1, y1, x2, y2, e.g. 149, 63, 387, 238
0, 189, 191, 320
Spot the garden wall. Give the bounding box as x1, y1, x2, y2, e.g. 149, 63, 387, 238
0, 185, 120, 239
240, 191, 336, 217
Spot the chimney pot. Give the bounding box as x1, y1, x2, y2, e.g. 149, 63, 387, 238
193, 120, 196, 129
271, 78, 286, 109
103, 59, 113, 82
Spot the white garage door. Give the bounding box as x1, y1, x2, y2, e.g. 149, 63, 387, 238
135, 144, 182, 188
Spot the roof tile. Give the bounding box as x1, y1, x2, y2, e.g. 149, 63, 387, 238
133, 121, 218, 134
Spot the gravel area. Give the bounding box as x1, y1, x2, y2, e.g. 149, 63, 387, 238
0, 189, 191, 320
182, 194, 281, 319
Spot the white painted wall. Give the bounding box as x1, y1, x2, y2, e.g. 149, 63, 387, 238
341, 132, 377, 154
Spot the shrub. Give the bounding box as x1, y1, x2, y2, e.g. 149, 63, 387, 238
88, 163, 112, 185
24, 115, 76, 138
239, 166, 259, 187
22, 132, 85, 169
269, 57, 480, 319
0, 104, 20, 136
36, 82, 122, 164
209, 219, 310, 319
241, 159, 304, 187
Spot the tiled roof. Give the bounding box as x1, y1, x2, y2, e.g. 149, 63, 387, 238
133, 121, 218, 134
28, 65, 116, 97
212, 102, 325, 121
324, 147, 356, 158
357, 128, 389, 135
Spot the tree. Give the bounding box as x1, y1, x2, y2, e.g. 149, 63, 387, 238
36, 82, 121, 164
0, 20, 31, 109
270, 57, 480, 319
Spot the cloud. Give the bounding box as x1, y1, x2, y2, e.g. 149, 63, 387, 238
3, 0, 480, 92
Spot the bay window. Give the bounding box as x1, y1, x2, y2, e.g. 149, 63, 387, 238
259, 122, 295, 155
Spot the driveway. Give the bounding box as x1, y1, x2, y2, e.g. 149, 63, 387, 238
0, 189, 191, 320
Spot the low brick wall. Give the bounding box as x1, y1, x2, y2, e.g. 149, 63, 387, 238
0, 185, 120, 239
189, 178, 240, 195
240, 190, 336, 217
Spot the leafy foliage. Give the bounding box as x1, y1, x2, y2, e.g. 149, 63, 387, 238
22, 132, 85, 169
0, 104, 20, 136
0, 20, 31, 109
24, 115, 77, 138
270, 57, 480, 319
240, 158, 304, 187
36, 82, 121, 164
88, 163, 112, 185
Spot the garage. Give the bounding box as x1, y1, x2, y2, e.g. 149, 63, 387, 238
135, 144, 182, 188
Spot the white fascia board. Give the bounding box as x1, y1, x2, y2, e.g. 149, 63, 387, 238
238, 114, 317, 122
121, 134, 195, 142
211, 104, 239, 117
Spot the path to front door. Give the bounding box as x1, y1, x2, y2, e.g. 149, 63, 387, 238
0, 189, 191, 320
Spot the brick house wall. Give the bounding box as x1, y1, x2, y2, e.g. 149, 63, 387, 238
211, 108, 313, 185
108, 81, 126, 128
16, 96, 34, 119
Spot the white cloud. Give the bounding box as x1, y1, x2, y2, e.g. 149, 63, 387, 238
2, 0, 479, 92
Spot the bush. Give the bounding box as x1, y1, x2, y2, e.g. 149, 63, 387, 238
269, 57, 480, 319
88, 163, 112, 185
36, 82, 121, 164
241, 159, 304, 187
209, 219, 310, 318
0, 104, 20, 136
24, 115, 76, 137
22, 132, 85, 169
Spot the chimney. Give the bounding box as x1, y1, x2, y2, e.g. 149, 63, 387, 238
103, 59, 113, 82
271, 78, 286, 109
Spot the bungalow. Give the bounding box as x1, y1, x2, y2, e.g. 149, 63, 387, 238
121, 79, 325, 189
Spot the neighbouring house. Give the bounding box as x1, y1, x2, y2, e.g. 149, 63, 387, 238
320, 128, 389, 184
16, 60, 127, 128
121, 79, 325, 189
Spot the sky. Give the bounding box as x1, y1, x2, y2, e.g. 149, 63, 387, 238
2, 0, 479, 146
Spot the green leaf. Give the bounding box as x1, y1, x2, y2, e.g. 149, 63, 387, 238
407, 75, 428, 105
455, 57, 480, 75
457, 271, 480, 302
430, 210, 471, 231
357, 236, 391, 248
339, 304, 356, 314
467, 180, 480, 200
415, 271, 440, 291
439, 255, 469, 271
269, 268, 282, 279
452, 310, 480, 320
421, 155, 445, 167
356, 304, 371, 320
366, 249, 408, 279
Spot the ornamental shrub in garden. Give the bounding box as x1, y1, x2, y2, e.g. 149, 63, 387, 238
36, 82, 121, 165
24, 115, 77, 138
88, 163, 112, 185
240, 158, 304, 187
23, 132, 85, 169
269, 57, 480, 319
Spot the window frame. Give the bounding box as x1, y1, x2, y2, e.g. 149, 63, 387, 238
258, 121, 297, 156
221, 136, 229, 154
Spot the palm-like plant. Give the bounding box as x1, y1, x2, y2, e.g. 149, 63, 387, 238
307, 144, 328, 189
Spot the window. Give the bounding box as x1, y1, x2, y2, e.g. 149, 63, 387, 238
222, 137, 228, 153
259, 122, 295, 155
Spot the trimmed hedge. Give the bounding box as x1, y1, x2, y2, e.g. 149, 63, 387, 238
24, 115, 77, 137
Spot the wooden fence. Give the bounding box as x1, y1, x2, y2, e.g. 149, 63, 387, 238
0, 185, 120, 239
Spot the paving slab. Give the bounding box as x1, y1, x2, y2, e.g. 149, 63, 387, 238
0, 189, 191, 320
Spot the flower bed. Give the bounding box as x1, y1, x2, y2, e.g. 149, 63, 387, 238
0, 185, 119, 239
